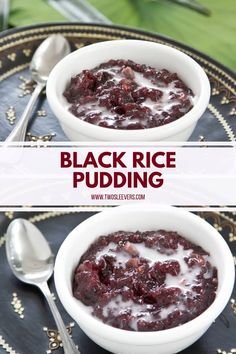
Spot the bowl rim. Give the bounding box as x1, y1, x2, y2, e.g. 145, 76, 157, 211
46, 39, 210, 139
54, 205, 235, 345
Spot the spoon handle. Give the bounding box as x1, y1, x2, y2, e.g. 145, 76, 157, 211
5, 82, 45, 142
39, 282, 81, 354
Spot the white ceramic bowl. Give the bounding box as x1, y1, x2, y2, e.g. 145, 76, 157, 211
54, 205, 235, 354
47, 40, 210, 141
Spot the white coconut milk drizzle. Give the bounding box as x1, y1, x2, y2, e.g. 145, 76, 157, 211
101, 295, 156, 331
73, 66, 195, 126
91, 240, 212, 326
95, 242, 211, 290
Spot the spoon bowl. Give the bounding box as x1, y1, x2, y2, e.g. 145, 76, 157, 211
6, 34, 71, 142
6, 219, 54, 284
30, 34, 71, 84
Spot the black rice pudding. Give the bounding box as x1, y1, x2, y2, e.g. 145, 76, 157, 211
64, 60, 195, 130
73, 230, 218, 331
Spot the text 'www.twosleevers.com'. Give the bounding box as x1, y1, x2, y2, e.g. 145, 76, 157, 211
90, 194, 146, 200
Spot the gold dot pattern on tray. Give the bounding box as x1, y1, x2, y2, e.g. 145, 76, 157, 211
0, 236, 5, 247
213, 223, 222, 232
207, 103, 235, 141
18, 75, 36, 97
37, 110, 47, 117
221, 96, 230, 105
0, 335, 19, 354
212, 87, 220, 96
229, 232, 236, 242
11, 293, 24, 319
7, 53, 16, 62
4, 211, 14, 219
217, 350, 236, 354
22, 49, 31, 57
231, 299, 236, 315
230, 108, 236, 116
198, 135, 205, 142
74, 43, 85, 49
5, 107, 16, 125
26, 132, 56, 142
43, 323, 75, 353
28, 211, 75, 223
198, 212, 236, 243
209, 77, 236, 118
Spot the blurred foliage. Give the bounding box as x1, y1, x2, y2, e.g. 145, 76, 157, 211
9, 0, 236, 71
167, 0, 211, 16
9, 0, 65, 25
88, 0, 236, 71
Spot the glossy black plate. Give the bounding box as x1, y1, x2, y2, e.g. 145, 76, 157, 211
0, 23, 235, 142
0, 211, 235, 354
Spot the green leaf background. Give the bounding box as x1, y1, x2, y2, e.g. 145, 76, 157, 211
9, 0, 236, 71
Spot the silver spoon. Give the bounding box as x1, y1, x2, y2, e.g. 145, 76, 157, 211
6, 218, 81, 354
6, 34, 71, 142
